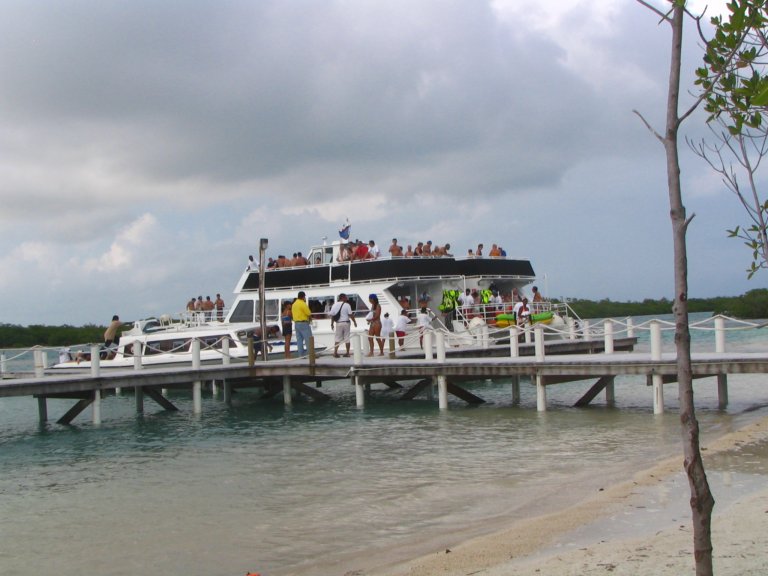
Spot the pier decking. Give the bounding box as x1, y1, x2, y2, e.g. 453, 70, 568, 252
2, 317, 767, 427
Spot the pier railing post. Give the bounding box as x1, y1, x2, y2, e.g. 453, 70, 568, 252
191, 338, 201, 370
481, 324, 489, 349
509, 327, 519, 357
604, 320, 614, 354
353, 334, 363, 365
247, 336, 255, 367
627, 317, 634, 339
90, 345, 101, 378
222, 337, 231, 365
423, 330, 433, 361
534, 325, 545, 361
34, 349, 44, 378
133, 341, 144, 370
388, 332, 396, 359
436, 332, 446, 363
715, 316, 726, 353
582, 320, 591, 342
567, 317, 576, 341
650, 320, 662, 359
0, 352, 5, 378
523, 325, 532, 344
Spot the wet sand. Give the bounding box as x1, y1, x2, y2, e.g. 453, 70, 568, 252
365, 415, 768, 576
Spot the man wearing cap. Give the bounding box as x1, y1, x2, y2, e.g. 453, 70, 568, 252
292, 291, 313, 357
329, 293, 357, 357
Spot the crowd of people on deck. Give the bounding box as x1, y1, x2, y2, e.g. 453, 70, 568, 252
245, 238, 510, 271
185, 294, 226, 321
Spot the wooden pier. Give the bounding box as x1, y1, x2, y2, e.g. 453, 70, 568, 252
2, 322, 767, 426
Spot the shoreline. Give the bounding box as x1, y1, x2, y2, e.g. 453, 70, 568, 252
363, 414, 768, 576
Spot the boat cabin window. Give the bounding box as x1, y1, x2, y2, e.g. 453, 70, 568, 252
347, 294, 370, 318
308, 246, 334, 266
308, 296, 335, 318
143, 339, 191, 356
230, 300, 255, 323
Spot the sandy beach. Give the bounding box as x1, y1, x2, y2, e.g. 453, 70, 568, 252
367, 415, 768, 576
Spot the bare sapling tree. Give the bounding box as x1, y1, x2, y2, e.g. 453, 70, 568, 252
634, 2, 715, 574
692, 0, 768, 278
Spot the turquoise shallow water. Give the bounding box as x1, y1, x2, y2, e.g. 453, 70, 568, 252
1, 314, 767, 576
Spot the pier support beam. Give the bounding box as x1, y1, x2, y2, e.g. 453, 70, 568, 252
652, 374, 664, 415
437, 375, 448, 410
37, 397, 48, 423
355, 376, 365, 408
511, 376, 520, 406
574, 376, 615, 407
717, 374, 728, 409
192, 381, 202, 414
135, 387, 144, 413
223, 381, 233, 406
92, 389, 102, 425
536, 374, 547, 412
283, 375, 293, 407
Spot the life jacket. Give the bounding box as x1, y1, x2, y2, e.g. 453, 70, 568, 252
438, 289, 461, 312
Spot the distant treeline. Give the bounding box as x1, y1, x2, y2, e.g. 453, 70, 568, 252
2, 289, 768, 348
0, 324, 105, 349
567, 288, 768, 320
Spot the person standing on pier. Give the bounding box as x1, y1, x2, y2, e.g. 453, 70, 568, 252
292, 291, 313, 357
330, 293, 357, 357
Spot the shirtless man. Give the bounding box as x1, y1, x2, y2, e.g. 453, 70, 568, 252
405, 244, 414, 257
388, 238, 403, 258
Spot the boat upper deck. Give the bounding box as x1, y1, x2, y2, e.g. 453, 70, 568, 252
239, 256, 536, 292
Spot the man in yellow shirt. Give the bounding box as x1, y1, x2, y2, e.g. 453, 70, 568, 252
291, 291, 313, 356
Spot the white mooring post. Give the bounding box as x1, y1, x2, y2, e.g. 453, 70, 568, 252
0, 352, 6, 378
353, 334, 363, 365
436, 332, 446, 363
34, 349, 44, 378
715, 316, 726, 354
509, 327, 519, 357
567, 317, 576, 341
133, 340, 143, 370
283, 375, 292, 407
481, 324, 490, 349
423, 331, 433, 361
437, 374, 448, 410
582, 320, 592, 342
604, 320, 614, 354
222, 338, 231, 365
534, 325, 545, 362
191, 339, 201, 370
627, 317, 635, 339
650, 320, 664, 414
92, 389, 102, 425
536, 373, 547, 412
90, 345, 101, 378
523, 326, 532, 344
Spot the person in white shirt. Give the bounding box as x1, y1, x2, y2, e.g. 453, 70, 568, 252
394, 309, 412, 350
329, 293, 358, 357
416, 307, 433, 349
381, 312, 395, 350
367, 240, 380, 259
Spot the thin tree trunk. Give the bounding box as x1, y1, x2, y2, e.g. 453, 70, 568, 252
665, 6, 715, 575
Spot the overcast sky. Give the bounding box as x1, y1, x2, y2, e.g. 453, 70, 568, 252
1, 0, 762, 326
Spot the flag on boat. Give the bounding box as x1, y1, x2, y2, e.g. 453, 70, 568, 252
339, 219, 351, 240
